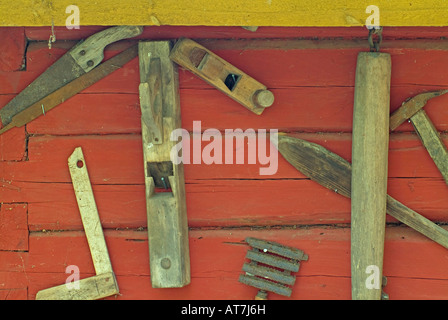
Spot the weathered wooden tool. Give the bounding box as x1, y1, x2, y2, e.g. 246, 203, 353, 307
36, 147, 119, 300
139, 41, 190, 288
0, 26, 143, 134
390, 90, 448, 184
273, 134, 448, 250
169, 38, 274, 115
351, 51, 391, 299
239, 237, 308, 299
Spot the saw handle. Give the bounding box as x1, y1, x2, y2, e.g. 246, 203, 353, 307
69, 25, 143, 72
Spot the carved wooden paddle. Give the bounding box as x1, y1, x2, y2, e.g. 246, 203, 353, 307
273, 134, 448, 250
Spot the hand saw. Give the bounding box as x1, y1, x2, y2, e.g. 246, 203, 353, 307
0, 25, 143, 134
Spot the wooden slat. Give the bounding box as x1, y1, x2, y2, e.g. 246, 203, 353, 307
411, 109, 448, 184
0, 204, 28, 251
0, 28, 25, 72
23, 26, 448, 42
0, 177, 444, 231
68, 147, 114, 275
2, 1, 448, 27
0, 271, 28, 300
6, 40, 448, 96
15, 86, 448, 135
0, 126, 26, 161
351, 52, 391, 299
24, 228, 448, 300
5, 133, 448, 184
35, 272, 118, 300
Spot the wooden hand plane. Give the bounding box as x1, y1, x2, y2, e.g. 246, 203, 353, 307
139, 41, 190, 288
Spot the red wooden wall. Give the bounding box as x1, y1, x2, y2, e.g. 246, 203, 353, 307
1, 26, 448, 300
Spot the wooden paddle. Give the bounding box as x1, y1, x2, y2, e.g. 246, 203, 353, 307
273, 134, 448, 251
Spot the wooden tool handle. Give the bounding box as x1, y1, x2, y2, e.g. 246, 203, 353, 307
410, 109, 448, 185
386, 195, 448, 248
70, 25, 143, 72
351, 52, 391, 300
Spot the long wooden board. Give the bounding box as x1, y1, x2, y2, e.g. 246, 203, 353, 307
1, 1, 448, 27
351, 52, 391, 300
23, 228, 448, 300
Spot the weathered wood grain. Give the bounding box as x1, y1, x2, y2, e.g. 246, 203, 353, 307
0, 28, 25, 72
170, 38, 272, 114
411, 109, 448, 184
35, 272, 118, 300
2, 30, 448, 300
24, 228, 448, 300
6, 132, 448, 184
68, 147, 114, 275
275, 135, 448, 250
8, 40, 448, 96
139, 41, 190, 288
351, 52, 391, 300
0, 204, 28, 251
0, 126, 26, 161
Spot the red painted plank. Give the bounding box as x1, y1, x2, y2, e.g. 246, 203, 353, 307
0, 204, 28, 251
1, 176, 445, 231
2, 44, 448, 136
15, 83, 448, 135
0, 133, 446, 229
26, 93, 141, 135
26, 184, 146, 231
25, 228, 448, 300
0, 288, 27, 300
0, 28, 25, 72
0, 252, 28, 273
0, 95, 27, 160
4, 40, 448, 97
0, 272, 28, 290
0, 126, 26, 161
24, 26, 448, 41
5, 133, 448, 184
0, 270, 28, 300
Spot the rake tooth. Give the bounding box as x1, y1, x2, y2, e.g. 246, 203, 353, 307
245, 237, 308, 261
246, 249, 299, 273
239, 274, 292, 297
242, 262, 296, 286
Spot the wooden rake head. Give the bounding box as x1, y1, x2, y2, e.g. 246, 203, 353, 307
239, 237, 308, 300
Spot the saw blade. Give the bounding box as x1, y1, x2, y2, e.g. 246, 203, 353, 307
0, 25, 143, 129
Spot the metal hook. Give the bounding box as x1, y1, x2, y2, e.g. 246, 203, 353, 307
368, 27, 383, 52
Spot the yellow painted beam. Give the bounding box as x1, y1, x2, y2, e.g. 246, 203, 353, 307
1, 0, 448, 27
